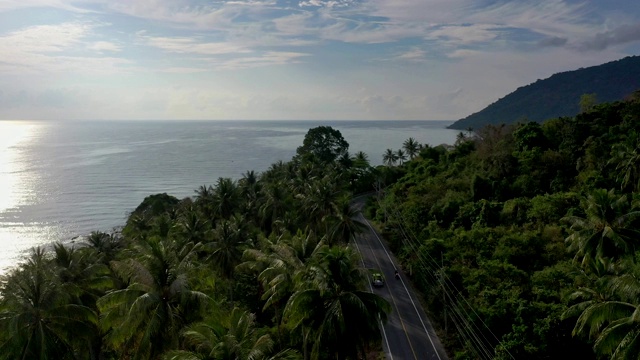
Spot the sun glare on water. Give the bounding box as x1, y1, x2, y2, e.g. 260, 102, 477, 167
0, 121, 41, 271
0, 121, 36, 213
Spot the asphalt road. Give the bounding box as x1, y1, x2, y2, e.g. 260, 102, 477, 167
353, 209, 449, 360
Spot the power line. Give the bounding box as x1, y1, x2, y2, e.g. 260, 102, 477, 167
371, 185, 516, 360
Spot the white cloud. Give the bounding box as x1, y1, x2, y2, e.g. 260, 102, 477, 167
106, 0, 247, 30
141, 35, 251, 55
468, 0, 593, 39
395, 47, 427, 62
446, 49, 479, 59
138, 33, 310, 69
0, 0, 96, 13
318, 20, 427, 44
158, 67, 209, 73
88, 41, 121, 52
427, 24, 503, 45
1, 23, 89, 53
0, 23, 130, 75
213, 51, 310, 70
367, 0, 469, 23
299, 0, 354, 8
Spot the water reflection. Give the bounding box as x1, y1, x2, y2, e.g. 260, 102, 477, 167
0, 121, 44, 270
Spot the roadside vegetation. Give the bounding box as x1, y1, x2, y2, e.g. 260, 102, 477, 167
371, 92, 640, 359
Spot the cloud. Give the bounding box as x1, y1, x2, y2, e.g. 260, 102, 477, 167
88, 41, 121, 52
426, 24, 503, 45
579, 23, 640, 51
0, 0, 96, 13
0, 22, 130, 75
140, 34, 251, 55
395, 47, 427, 62
368, 0, 471, 23
105, 0, 258, 30
213, 51, 310, 69
318, 20, 427, 44
537, 35, 568, 48
299, 0, 354, 9
157, 67, 209, 74
467, 0, 592, 37
1, 23, 89, 53
446, 49, 479, 59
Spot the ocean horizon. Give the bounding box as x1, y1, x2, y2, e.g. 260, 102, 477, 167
0, 119, 460, 271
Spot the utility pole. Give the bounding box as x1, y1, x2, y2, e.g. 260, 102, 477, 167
442, 251, 447, 333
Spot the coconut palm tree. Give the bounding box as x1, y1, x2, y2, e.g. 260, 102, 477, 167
240, 170, 259, 192
352, 151, 369, 168
402, 137, 420, 160
97, 238, 209, 359
52, 242, 113, 303
163, 308, 300, 360
297, 176, 343, 236
563, 260, 640, 359
395, 149, 407, 165
207, 177, 240, 221
563, 189, 640, 268
283, 246, 390, 360
259, 182, 291, 235
51, 242, 115, 359
382, 149, 398, 167
208, 218, 250, 279
83, 231, 125, 265
337, 151, 353, 169
261, 231, 322, 312
326, 198, 367, 245
261, 160, 288, 183
239, 170, 262, 222
0, 247, 97, 359
609, 131, 640, 192
175, 206, 211, 245
240, 230, 323, 352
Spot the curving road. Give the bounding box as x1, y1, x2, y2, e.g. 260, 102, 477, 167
353, 208, 449, 360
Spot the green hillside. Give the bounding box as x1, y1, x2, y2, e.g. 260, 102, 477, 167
375, 96, 640, 359
448, 55, 640, 130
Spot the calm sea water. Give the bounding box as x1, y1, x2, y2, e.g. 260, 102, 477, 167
0, 120, 458, 271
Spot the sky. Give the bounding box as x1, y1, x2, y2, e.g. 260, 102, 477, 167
0, 0, 639, 121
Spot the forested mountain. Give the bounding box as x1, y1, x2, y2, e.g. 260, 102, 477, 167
448, 55, 640, 130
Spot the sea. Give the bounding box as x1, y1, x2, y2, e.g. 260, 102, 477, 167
0, 120, 459, 272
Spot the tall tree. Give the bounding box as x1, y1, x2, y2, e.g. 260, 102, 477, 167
98, 238, 209, 359
208, 218, 249, 279
0, 247, 97, 359
295, 126, 349, 164
212, 178, 240, 220
83, 231, 125, 265
563, 189, 640, 268
402, 137, 420, 160
259, 182, 291, 235
164, 308, 300, 360
395, 149, 407, 165
352, 151, 370, 168
609, 131, 640, 192
382, 149, 398, 167
564, 261, 640, 359
326, 198, 367, 245
298, 176, 343, 235
283, 246, 390, 360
